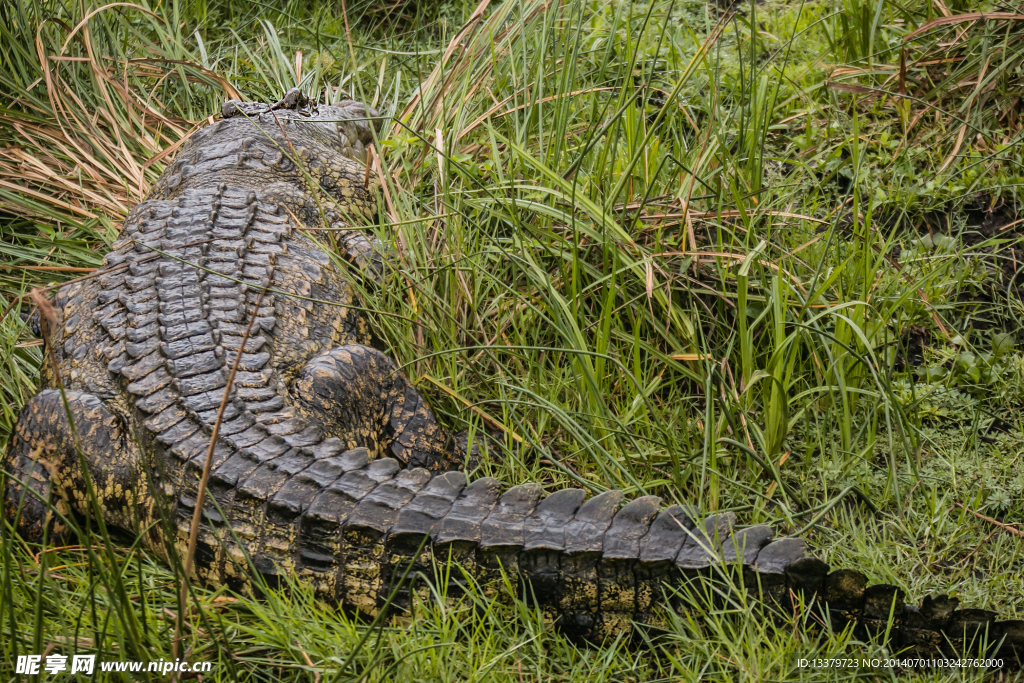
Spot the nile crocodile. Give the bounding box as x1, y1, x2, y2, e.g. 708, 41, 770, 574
2, 91, 1022, 667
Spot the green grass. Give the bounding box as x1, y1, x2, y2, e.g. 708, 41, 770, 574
4, 0, 1024, 679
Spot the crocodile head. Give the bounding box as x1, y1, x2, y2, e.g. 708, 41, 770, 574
221, 88, 382, 165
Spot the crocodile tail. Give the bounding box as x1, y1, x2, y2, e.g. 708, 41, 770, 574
232, 457, 1024, 666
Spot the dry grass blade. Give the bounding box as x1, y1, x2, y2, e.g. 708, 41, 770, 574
904, 12, 1024, 42
27, 287, 56, 328
180, 286, 268, 572
826, 82, 878, 96
955, 503, 1024, 539
0, 3, 233, 235
0, 265, 96, 272
394, 0, 492, 132
175, 285, 268, 657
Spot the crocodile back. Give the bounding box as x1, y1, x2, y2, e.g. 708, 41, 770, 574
41, 102, 388, 582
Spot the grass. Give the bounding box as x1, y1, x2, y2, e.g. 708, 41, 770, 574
3, 0, 1024, 679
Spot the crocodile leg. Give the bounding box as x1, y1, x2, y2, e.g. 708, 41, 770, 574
291, 344, 460, 471
2, 404, 60, 543
1, 390, 142, 543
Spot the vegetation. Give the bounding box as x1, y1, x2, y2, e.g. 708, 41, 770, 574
3, 0, 1024, 679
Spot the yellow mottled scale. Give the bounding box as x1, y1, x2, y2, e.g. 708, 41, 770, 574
243, 497, 283, 561
223, 519, 262, 585
267, 236, 369, 379
258, 510, 304, 579
295, 566, 337, 601
338, 468, 431, 613
341, 529, 387, 616
560, 554, 601, 614
432, 541, 479, 608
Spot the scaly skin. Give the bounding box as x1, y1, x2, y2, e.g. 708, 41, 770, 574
2, 92, 462, 579
2, 92, 1022, 666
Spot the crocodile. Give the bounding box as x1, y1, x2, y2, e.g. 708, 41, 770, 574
2, 90, 1023, 667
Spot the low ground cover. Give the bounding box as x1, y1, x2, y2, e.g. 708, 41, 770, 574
3, 0, 1024, 679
